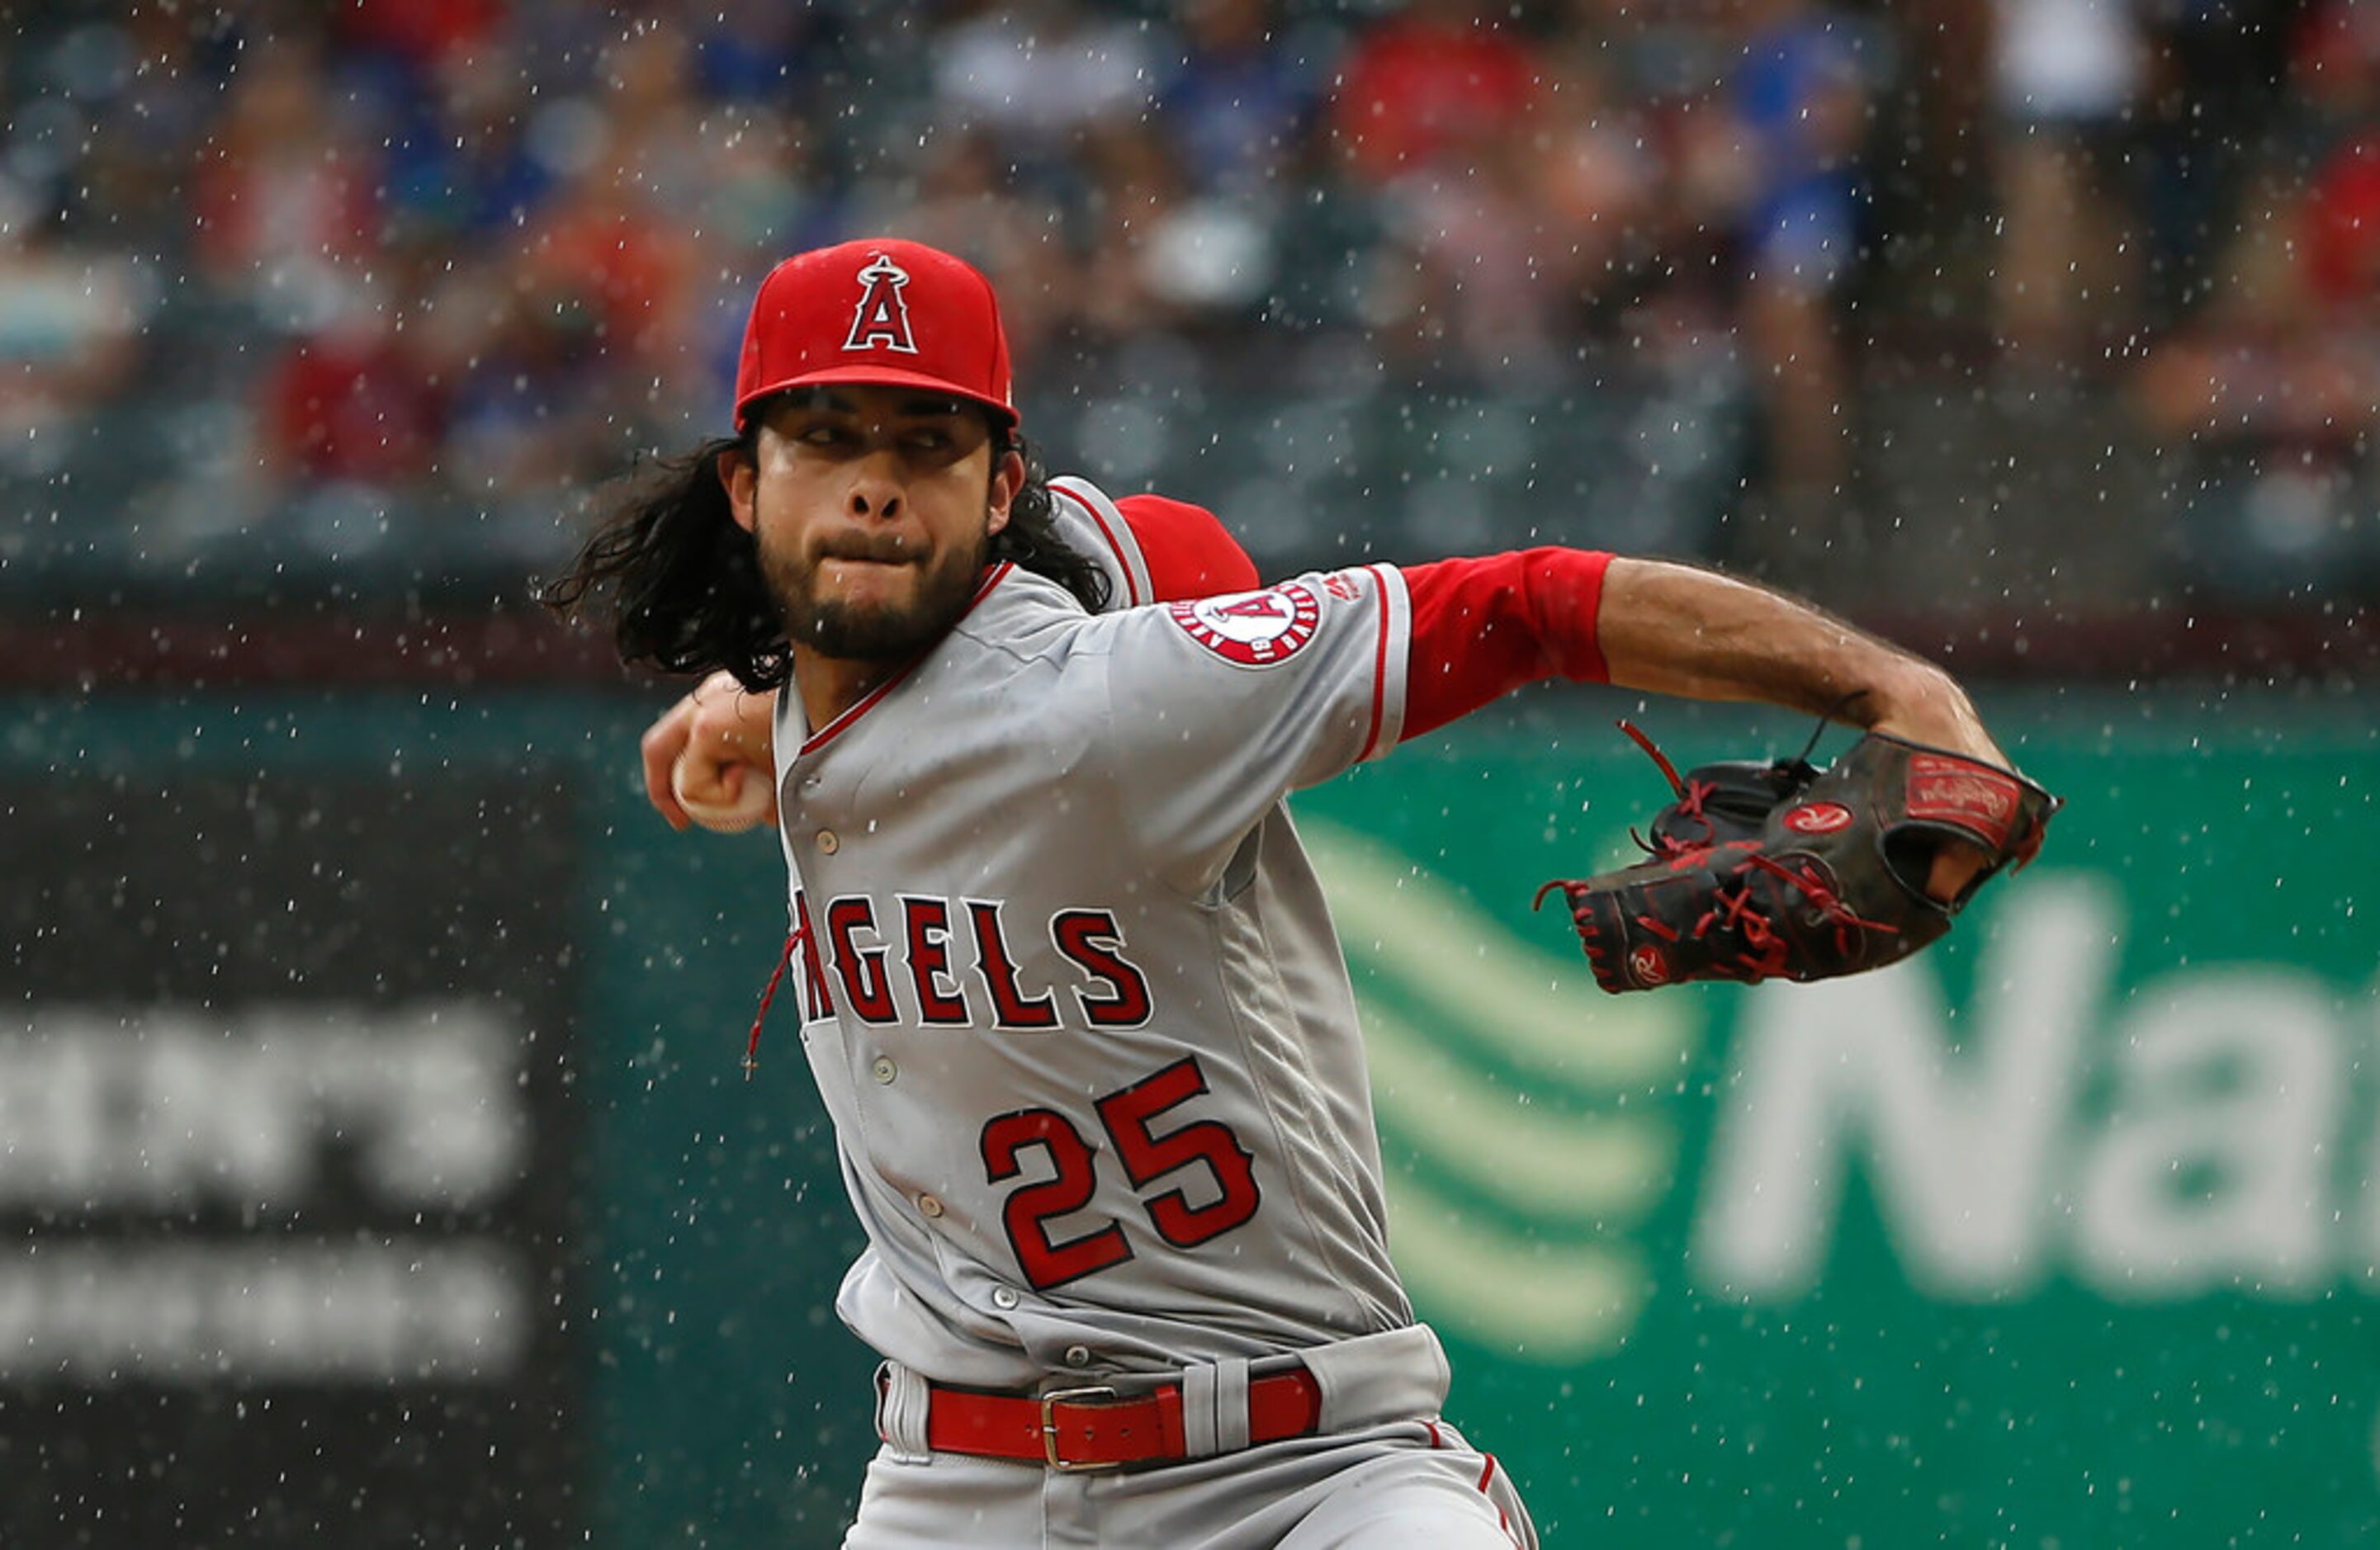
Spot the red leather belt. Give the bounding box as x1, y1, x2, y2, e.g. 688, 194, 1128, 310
923, 1369, 1323, 1472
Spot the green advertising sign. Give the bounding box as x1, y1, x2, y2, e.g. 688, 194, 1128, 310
12, 691, 2372, 1547
1296, 697, 2380, 1548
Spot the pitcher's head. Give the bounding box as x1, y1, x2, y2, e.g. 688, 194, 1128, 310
722, 381, 1020, 663
543, 239, 1107, 692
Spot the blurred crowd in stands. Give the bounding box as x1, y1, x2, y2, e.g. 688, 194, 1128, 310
1, 0, 2370, 610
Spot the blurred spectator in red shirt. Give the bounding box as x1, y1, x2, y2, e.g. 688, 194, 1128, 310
190, 36, 384, 318
2130, 4, 2380, 593
335, 0, 504, 74
519, 177, 699, 391
261, 274, 447, 489
2139, 5, 2380, 446
1330, 0, 1541, 183
2295, 0, 2380, 310
2307, 134, 2380, 310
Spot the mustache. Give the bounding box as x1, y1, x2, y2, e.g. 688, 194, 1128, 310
811, 534, 918, 564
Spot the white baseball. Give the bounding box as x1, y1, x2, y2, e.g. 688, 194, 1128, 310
672, 755, 775, 834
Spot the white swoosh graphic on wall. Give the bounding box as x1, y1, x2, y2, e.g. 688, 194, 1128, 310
1302, 817, 1694, 1360
1305, 818, 1690, 1085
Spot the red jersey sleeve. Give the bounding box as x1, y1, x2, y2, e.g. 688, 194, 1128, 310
1116, 494, 1260, 602
1400, 548, 1614, 742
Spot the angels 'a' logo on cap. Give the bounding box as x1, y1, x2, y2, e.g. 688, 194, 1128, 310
845, 253, 919, 355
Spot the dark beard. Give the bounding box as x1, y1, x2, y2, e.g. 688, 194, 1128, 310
757, 522, 991, 663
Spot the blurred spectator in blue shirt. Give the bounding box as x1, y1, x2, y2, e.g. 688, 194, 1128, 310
1158, 0, 1327, 203
382, 45, 557, 243
1699, 0, 1871, 515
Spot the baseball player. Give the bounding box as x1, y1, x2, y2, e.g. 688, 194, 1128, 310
551, 238, 2013, 1548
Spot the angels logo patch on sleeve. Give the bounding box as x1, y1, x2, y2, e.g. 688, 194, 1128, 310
1168, 584, 1323, 666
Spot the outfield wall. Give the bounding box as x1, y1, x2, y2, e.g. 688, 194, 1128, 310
3, 688, 2370, 1547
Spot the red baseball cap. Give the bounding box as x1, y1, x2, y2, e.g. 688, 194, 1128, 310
733, 238, 1017, 431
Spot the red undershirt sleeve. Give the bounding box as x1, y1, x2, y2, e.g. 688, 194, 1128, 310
1400, 547, 1615, 742
1117, 494, 1261, 602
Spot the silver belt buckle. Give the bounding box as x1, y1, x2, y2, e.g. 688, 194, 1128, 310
1039, 1385, 1123, 1472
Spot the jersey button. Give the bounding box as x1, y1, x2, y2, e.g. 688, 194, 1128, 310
1063, 1344, 1091, 1368
990, 1286, 1020, 1311
870, 1056, 897, 1085
815, 829, 840, 854
916, 1193, 944, 1219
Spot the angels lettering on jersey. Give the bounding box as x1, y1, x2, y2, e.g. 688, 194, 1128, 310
789, 891, 1153, 1031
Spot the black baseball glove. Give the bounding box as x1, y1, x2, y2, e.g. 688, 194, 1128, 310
1535, 721, 2060, 993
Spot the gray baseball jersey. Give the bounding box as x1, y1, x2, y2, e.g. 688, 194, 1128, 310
766, 478, 1419, 1392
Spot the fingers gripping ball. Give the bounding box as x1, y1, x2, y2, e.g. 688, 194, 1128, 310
672, 755, 777, 834
1536, 726, 2060, 993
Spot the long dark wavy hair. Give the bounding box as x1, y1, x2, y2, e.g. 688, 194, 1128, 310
541, 413, 1110, 692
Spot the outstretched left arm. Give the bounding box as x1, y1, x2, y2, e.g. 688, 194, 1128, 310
1589, 557, 2004, 765
1400, 550, 2013, 898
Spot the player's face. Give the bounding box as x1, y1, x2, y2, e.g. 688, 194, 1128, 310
726, 386, 1024, 663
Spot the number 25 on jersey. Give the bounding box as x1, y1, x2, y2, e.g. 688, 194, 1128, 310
978, 1055, 1261, 1292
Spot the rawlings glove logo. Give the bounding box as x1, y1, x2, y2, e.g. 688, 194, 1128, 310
1783, 802, 1854, 834
1905, 757, 2022, 849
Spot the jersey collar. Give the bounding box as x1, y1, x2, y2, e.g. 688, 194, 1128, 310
793, 562, 1017, 758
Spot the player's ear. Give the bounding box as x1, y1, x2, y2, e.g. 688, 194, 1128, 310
717, 444, 758, 535
985, 442, 1025, 538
